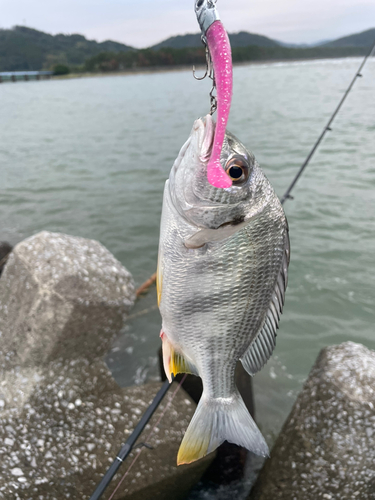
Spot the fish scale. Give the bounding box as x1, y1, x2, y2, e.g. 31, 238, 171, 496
158, 115, 289, 464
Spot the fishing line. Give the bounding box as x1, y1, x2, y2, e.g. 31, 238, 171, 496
280, 38, 375, 205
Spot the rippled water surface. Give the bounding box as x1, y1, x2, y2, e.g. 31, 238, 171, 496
1, 58, 375, 473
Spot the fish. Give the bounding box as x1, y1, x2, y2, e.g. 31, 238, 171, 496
157, 114, 290, 465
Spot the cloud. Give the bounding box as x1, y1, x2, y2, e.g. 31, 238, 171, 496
1, 0, 374, 47
84, 6, 197, 47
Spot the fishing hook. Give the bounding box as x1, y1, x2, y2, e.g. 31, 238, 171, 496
209, 78, 217, 115
192, 66, 208, 80
193, 38, 211, 80
192, 33, 217, 115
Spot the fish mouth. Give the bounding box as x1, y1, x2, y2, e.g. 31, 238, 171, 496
168, 115, 217, 226
195, 114, 215, 163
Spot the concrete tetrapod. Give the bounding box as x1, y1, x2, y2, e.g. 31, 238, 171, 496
249, 341, 375, 500
0, 231, 135, 369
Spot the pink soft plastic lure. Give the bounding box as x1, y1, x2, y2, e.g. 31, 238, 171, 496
205, 20, 233, 188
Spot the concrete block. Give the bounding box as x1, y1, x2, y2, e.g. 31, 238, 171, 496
0, 362, 211, 499
0, 231, 135, 368
249, 342, 375, 500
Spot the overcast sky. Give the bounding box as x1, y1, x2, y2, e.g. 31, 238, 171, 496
1, 0, 374, 48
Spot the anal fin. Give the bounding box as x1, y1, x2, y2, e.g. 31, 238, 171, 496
160, 331, 198, 382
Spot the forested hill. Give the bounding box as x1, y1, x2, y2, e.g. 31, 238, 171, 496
151, 28, 375, 51
0, 25, 374, 72
0, 26, 135, 71
321, 28, 375, 48
151, 31, 280, 50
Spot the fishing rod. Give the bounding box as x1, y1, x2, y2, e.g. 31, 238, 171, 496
88, 42, 375, 500
89, 376, 173, 500
280, 39, 375, 205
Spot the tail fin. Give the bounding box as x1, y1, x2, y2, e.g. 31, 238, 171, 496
177, 389, 269, 465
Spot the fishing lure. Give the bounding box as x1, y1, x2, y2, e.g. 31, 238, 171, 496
195, 0, 233, 188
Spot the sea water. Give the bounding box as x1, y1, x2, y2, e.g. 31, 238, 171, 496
1, 57, 375, 497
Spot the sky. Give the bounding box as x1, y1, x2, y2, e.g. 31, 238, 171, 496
1, 0, 375, 48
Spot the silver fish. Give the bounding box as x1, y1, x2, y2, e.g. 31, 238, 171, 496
157, 115, 290, 465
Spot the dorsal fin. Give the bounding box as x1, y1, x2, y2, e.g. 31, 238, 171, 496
240, 227, 290, 376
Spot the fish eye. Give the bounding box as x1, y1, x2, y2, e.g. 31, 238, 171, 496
225, 157, 249, 184
228, 165, 243, 179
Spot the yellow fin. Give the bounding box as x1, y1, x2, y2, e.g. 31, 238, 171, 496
171, 350, 196, 378
177, 431, 210, 465
161, 333, 197, 383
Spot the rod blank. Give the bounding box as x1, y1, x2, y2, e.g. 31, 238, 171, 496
280, 40, 375, 205
89, 377, 173, 500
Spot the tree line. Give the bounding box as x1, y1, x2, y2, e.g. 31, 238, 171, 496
82, 45, 366, 73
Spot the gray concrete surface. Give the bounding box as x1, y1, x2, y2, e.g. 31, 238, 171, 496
249, 341, 375, 500
0, 231, 135, 368
0, 364, 208, 499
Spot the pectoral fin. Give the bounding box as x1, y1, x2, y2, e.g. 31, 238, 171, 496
160, 331, 198, 382
184, 220, 249, 249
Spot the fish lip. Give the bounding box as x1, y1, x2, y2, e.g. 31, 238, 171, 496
197, 114, 215, 163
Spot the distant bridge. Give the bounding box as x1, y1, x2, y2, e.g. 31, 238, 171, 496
0, 71, 53, 82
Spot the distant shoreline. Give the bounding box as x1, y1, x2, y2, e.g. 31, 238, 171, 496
53, 55, 367, 81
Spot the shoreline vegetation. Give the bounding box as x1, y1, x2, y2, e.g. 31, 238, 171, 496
49, 46, 369, 81
79, 46, 367, 75
51, 53, 370, 81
